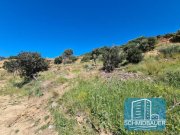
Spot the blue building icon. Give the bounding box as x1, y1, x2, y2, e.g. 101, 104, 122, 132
131, 99, 152, 120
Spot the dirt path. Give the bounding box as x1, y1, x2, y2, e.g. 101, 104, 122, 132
0, 64, 98, 135
0, 93, 58, 135
0, 69, 77, 135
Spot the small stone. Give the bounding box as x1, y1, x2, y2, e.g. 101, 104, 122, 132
48, 125, 54, 129
51, 102, 58, 108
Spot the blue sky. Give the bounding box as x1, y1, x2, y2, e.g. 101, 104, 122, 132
0, 0, 180, 58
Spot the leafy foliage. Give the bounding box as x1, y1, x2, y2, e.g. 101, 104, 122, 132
170, 30, 180, 43
8, 56, 18, 59
125, 47, 143, 63
17, 52, 49, 79
54, 56, 63, 64
63, 49, 73, 58
81, 47, 111, 63
163, 33, 175, 39
3, 60, 19, 73
102, 47, 121, 72
62, 49, 77, 64
81, 54, 92, 62
91, 49, 100, 65
55, 49, 77, 64
3, 52, 49, 80
128, 37, 157, 52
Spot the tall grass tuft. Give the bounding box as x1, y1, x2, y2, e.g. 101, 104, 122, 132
160, 70, 180, 88
159, 44, 180, 57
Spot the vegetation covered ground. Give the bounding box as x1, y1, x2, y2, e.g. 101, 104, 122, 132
0, 31, 180, 135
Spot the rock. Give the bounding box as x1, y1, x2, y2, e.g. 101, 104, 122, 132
51, 102, 58, 108
48, 125, 54, 129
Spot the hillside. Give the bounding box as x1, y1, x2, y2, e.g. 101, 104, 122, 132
0, 31, 180, 135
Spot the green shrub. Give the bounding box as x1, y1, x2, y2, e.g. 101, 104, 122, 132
171, 35, 180, 42
127, 37, 157, 52
3, 60, 19, 73
141, 37, 157, 51
63, 49, 73, 57
126, 47, 143, 63
54, 56, 63, 64
4, 52, 49, 80
85, 46, 112, 64
170, 30, 180, 42
163, 33, 175, 39
92, 49, 100, 65
8, 56, 18, 59
81, 55, 92, 62
17, 52, 49, 79
62, 49, 77, 64
102, 47, 122, 72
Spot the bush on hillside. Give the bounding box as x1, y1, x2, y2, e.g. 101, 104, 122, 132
170, 35, 180, 42
170, 30, 180, 43
92, 49, 100, 65
63, 49, 73, 57
81, 54, 92, 62
163, 33, 175, 39
62, 49, 77, 64
17, 52, 49, 79
3, 52, 49, 80
91, 46, 109, 55
3, 60, 19, 74
126, 47, 143, 63
54, 56, 63, 64
82, 46, 120, 64
8, 56, 18, 59
128, 37, 157, 52
102, 47, 122, 72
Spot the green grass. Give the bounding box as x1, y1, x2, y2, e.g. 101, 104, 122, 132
0, 70, 8, 80
54, 76, 68, 85
51, 108, 96, 135
60, 77, 180, 135
0, 75, 43, 97
159, 69, 180, 88
0, 77, 29, 96
126, 53, 180, 76
158, 44, 180, 58
39, 71, 57, 81
52, 109, 75, 135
